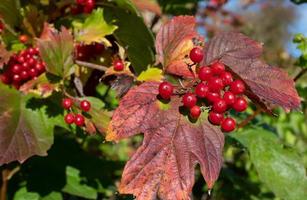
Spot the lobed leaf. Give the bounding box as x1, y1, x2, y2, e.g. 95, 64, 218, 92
202, 32, 300, 112
37, 25, 74, 78
232, 129, 307, 200
107, 82, 224, 200
155, 16, 203, 77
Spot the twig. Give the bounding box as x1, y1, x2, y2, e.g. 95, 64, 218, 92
294, 68, 307, 82
1, 167, 20, 200
75, 60, 108, 71
238, 107, 262, 128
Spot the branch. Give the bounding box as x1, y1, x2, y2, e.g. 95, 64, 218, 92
238, 107, 262, 128
75, 60, 108, 71
294, 68, 307, 82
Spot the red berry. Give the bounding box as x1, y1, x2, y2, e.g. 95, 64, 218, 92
221, 117, 236, 132
230, 80, 245, 94
158, 81, 174, 100
17, 56, 25, 63
35, 62, 45, 73
29, 68, 38, 78
198, 66, 212, 81
220, 71, 233, 85
62, 98, 73, 109
189, 47, 204, 63
64, 113, 75, 124
207, 92, 220, 103
74, 114, 85, 126
19, 35, 29, 43
83, 0, 95, 13
232, 97, 248, 112
12, 74, 21, 82
27, 47, 36, 55
182, 93, 197, 108
212, 98, 227, 113
113, 59, 125, 71
195, 82, 209, 98
94, 43, 104, 53
211, 62, 225, 75
76, 0, 85, 4
21, 62, 30, 71
190, 105, 201, 119
208, 111, 224, 125
0, 74, 11, 84
208, 77, 224, 92
11, 64, 22, 74
223, 91, 235, 105
71, 4, 82, 15
20, 70, 29, 80
80, 100, 91, 112
27, 58, 36, 66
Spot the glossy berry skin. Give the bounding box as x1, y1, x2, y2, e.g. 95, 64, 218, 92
208, 77, 224, 92
11, 64, 22, 74
223, 91, 235, 105
158, 82, 173, 100
12, 74, 21, 82
80, 100, 91, 112
232, 97, 248, 112
220, 71, 233, 85
211, 62, 225, 75
62, 98, 73, 109
113, 59, 125, 71
207, 92, 220, 103
0, 74, 11, 84
20, 71, 29, 80
189, 47, 204, 63
64, 113, 75, 124
221, 117, 236, 132
190, 105, 201, 119
195, 82, 209, 98
74, 114, 85, 126
230, 80, 245, 94
182, 93, 197, 108
19, 35, 29, 43
212, 98, 227, 113
198, 66, 212, 81
208, 111, 224, 125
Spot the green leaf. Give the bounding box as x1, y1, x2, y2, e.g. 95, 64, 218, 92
291, 0, 307, 4
13, 187, 40, 200
0, 84, 65, 164
62, 166, 98, 199
37, 26, 74, 78
293, 33, 307, 68
137, 67, 163, 82
41, 192, 63, 200
74, 8, 117, 46
232, 128, 307, 200
104, 4, 155, 74
0, 0, 21, 27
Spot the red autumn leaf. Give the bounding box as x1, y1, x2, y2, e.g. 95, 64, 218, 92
155, 16, 203, 78
202, 32, 300, 112
0, 44, 12, 69
107, 82, 224, 200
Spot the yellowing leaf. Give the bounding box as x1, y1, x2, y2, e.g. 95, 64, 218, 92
137, 67, 163, 82
75, 8, 117, 46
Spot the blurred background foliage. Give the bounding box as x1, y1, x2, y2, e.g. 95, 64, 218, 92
1, 0, 307, 200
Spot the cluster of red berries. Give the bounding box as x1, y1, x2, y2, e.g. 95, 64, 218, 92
62, 98, 91, 126
158, 47, 248, 132
71, 0, 95, 14
75, 43, 104, 61
0, 47, 45, 88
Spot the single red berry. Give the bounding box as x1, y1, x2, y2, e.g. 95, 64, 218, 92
198, 66, 212, 81
158, 81, 174, 100
27, 58, 36, 66
211, 62, 225, 75
19, 35, 29, 43
182, 93, 197, 108
207, 92, 220, 103
74, 114, 85, 126
113, 59, 125, 71
189, 47, 204, 63
190, 105, 201, 119
223, 91, 235, 105
11, 64, 22, 74
0, 74, 11, 84
64, 113, 75, 124
20, 70, 29, 80
83, 0, 95, 13
29, 68, 38, 78
212, 98, 227, 113
230, 80, 245, 94
27, 47, 36, 55
12, 74, 21, 82
21, 62, 30, 71
232, 97, 248, 112
70, 4, 82, 15
62, 98, 73, 109
17, 56, 25, 63
220, 71, 233, 85
208, 76, 224, 92
221, 117, 236, 132
80, 100, 91, 112
35, 62, 45, 73
34, 47, 40, 54
208, 111, 224, 125
195, 82, 209, 98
